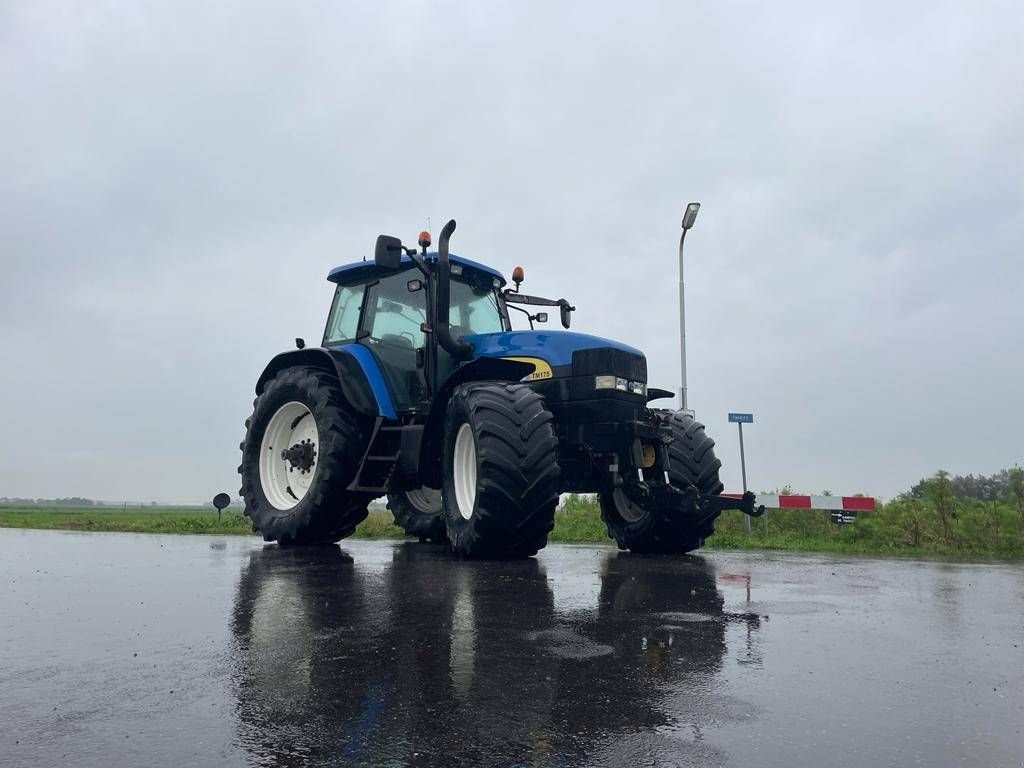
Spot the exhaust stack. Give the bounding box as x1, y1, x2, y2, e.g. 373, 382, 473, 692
436, 219, 474, 360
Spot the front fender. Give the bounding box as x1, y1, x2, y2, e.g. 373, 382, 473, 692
417, 357, 534, 487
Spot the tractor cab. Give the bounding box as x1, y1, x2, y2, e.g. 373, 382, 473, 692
322, 221, 579, 416
324, 251, 511, 412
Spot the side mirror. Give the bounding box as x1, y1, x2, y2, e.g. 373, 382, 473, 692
560, 302, 573, 329
535, 312, 548, 324
374, 235, 404, 269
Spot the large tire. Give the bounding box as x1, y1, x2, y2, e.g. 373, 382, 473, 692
600, 411, 723, 554
239, 366, 371, 544
442, 382, 560, 558
387, 487, 448, 543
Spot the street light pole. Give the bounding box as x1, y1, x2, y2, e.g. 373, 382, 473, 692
679, 202, 700, 413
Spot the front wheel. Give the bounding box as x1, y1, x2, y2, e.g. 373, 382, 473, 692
239, 367, 371, 544
442, 382, 560, 558
600, 411, 723, 554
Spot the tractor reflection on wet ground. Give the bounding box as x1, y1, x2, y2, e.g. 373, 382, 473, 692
2, 531, 1022, 767
231, 545, 760, 766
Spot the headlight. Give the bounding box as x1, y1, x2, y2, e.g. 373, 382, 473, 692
595, 376, 645, 395
594, 375, 622, 390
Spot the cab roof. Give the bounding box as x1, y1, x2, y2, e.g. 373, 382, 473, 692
328, 252, 506, 287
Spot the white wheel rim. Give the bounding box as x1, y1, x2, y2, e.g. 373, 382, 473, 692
259, 401, 319, 511
613, 488, 648, 523
452, 423, 477, 520
405, 486, 443, 514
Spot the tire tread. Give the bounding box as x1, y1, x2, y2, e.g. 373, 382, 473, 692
444, 382, 560, 558
239, 367, 371, 544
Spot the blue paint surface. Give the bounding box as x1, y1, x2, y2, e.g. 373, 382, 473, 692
337, 343, 397, 419
328, 252, 506, 286
463, 330, 643, 367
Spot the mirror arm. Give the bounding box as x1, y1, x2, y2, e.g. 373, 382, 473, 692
406, 249, 430, 277
503, 291, 572, 309
503, 291, 574, 328
506, 302, 535, 330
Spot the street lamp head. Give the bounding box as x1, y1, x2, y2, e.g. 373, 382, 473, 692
682, 202, 701, 231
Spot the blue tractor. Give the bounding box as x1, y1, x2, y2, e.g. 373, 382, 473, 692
239, 220, 762, 557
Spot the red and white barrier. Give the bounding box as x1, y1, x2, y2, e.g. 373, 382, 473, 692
722, 494, 874, 511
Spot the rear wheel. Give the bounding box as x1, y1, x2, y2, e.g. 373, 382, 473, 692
239, 366, 371, 544
387, 487, 447, 543
600, 411, 723, 554
442, 382, 560, 558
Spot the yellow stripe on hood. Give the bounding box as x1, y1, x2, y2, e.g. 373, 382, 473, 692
502, 356, 554, 381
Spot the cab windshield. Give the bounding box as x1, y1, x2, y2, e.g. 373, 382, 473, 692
449, 274, 507, 336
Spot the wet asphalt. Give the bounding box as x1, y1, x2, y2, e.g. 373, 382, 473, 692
1, 529, 1021, 767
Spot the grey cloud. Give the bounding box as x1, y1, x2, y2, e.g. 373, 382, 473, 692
1, 1, 1021, 501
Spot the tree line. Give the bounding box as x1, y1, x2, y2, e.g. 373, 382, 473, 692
908, 467, 1024, 502
0, 496, 98, 506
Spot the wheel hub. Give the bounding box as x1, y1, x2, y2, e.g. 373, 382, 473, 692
258, 401, 320, 510
453, 423, 478, 520
405, 486, 443, 514
281, 439, 316, 474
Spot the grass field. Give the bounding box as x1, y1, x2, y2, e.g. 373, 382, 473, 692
0, 506, 256, 535
3, 492, 1022, 559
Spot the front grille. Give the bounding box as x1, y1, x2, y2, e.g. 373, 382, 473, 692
571, 347, 647, 382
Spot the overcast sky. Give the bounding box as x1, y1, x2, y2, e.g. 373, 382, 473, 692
1, 1, 1022, 503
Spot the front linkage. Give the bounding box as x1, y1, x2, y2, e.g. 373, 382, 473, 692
618, 409, 765, 532
625, 482, 765, 533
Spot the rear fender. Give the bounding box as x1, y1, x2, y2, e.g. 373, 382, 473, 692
255, 346, 395, 418
417, 357, 534, 487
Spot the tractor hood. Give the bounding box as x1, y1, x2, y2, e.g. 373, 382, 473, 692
462, 331, 646, 380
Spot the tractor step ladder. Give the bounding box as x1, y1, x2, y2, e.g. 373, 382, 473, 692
349, 418, 403, 493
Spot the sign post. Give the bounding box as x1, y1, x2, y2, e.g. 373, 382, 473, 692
213, 492, 231, 525
728, 413, 754, 533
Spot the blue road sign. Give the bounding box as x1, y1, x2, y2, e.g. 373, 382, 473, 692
728, 412, 754, 424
